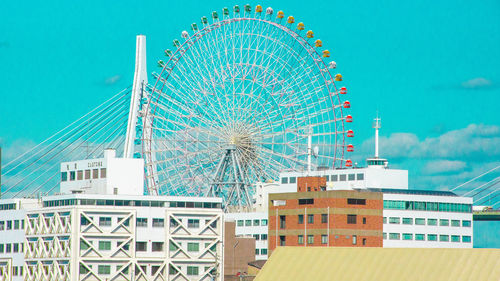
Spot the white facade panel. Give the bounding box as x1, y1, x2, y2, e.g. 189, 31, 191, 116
225, 212, 269, 260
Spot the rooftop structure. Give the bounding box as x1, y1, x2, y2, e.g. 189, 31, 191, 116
254, 247, 500, 281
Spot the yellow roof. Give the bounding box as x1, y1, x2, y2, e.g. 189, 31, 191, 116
255, 247, 500, 281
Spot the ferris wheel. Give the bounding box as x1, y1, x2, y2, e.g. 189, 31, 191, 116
141, 4, 353, 209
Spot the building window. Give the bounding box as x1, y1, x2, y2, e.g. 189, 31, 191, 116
347, 198, 366, 205
427, 218, 437, 226
388, 217, 400, 224
389, 233, 400, 240
84, 169, 91, 179
440, 219, 449, 226
281, 177, 288, 184
402, 218, 413, 225
99, 241, 111, 250
414, 218, 425, 225
462, 220, 471, 227
348, 174, 355, 181
321, 235, 328, 244
98, 265, 110, 275
383, 233, 387, 240
136, 242, 147, 251
77, 170, 83, 180
170, 218, 179, 228
462, 236, 472, 243
357, 173, 364, 180
402, 233, 413, 240
0, 244, 4, 253
13, 243, 19, 252
5, 244, 11, 253
92, 169, 99, 179
253, 234, 260, 241
261, 234, 268, 240
187, 266, 199, 276
332, 175, 338, 181
298, 235, 304, 245
280, 216, 286, 229
279, 236, 286, 246
261, 248, 268, 255
253, 219, 260, 226
298, 214, 304, 224
298, 198, 314, 205
70, 171, 76, 181
339, 174, 346, 181
262, 219, 268, 226
100, 168, 106, 178
451, 220, 460, 227
321, 214, 328, 223
255, 248, 260, 255
427, 234, 437, 241
153, 218, 164, 227
245, 220, 252, 226
237, 220, 244, 227
136, 218, 148, 227
307, 214, 314, 224
439, 235, 449, 242
188, 219, 200, 228
80, 265, 89, 274
61, 172, 67, 182
451, 235, 460, 242
14, 220, 19, 229
415, 234, 425, 241
307, 235, 314, 245
383, 217, 387, 224
362, 217, 367, 224
352, 235, 357, 245
290, 177, 296, 184
99, 217, 111, 227
347, 215, 357, 224
152, 242, 164, 252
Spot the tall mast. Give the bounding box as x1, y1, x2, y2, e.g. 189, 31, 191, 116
373, 116, 381, 158
124, 35, 148, 158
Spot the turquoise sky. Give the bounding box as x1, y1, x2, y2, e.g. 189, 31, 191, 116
1, 0, 499, 189
0, 1, 499, 244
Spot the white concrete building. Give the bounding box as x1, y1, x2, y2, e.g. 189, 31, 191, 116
225, 212, 269, 260
380, 189, 473, 248
0, 149, 224, 281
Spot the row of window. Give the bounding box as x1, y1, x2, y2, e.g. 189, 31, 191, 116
279, 214, 365, 228
43, 198, 222, 209
279, 234, 367, 246
383, 200, 472, 213
10, 266, 23, 276
383, 217, 471, 227
61, 168, 106, 182
0, 219, 24, 231
255, 248, 268, 255
236, 219, 268, 227
80, 264, 214, 276
383, 233, 472, 243
82, 216, 215, 229
0, 203, 16, 211
0, 243, 23, 254
281, 173, 365, 184
250, 234, 268, 241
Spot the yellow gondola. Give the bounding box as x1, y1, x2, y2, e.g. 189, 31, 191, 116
322, 50, 330, 57
306, 30, 314, 38
297, 22, 305, 31
287, 16, 295, 24
315, 39, 322, 47
256, 5, 263, 13
335, 74, 343, 81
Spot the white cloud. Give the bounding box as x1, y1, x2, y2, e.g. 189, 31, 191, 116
461, 77, 493, 89
105, 75, 121, 85
359, 124, 500, 160
421, 160, 466, 175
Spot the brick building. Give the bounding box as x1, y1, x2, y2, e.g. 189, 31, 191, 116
268, 177, 383, 253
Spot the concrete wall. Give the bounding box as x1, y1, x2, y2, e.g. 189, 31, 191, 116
224, 221, 256, 277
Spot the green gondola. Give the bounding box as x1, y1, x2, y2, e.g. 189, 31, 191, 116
234, 5, 240, 13
164, 49, 172, 57
201, 16, 208, 24
212, 11, 218, 19
244, 4, 251, 12
223, 7, 229, 15
191, 23, 198, 31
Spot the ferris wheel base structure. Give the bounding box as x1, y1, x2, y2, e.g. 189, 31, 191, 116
128, 5, 354, 211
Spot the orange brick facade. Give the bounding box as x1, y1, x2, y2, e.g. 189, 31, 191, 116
268, 177, 383, 253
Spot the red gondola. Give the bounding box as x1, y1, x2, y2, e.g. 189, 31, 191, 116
347, 130, 354, 137
347, 144, 354, 152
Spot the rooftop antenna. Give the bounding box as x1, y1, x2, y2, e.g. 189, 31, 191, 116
373, 113, 381, 158
124, 35, 148, 158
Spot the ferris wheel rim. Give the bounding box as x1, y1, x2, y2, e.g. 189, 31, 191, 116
141, 8, 349, 195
